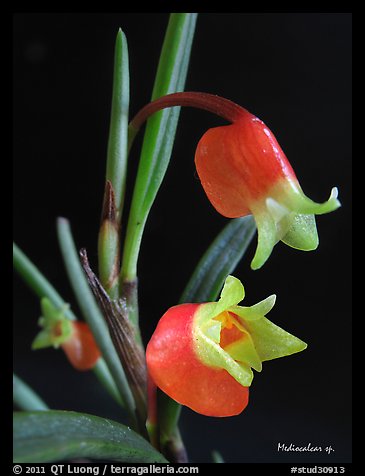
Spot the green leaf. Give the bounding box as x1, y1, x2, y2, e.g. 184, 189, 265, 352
13, 411, 167, 463
13, 375, 49, 412
13, 242, 76, 321
98, 29, 130, 298
93, 358, 124, 407
105, 29, 130, 219
56, 218, 137, 428
180, 216, 256, 303
120, 13, 198, 282
211, 450, 225, 463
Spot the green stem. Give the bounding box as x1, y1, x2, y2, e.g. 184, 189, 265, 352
162, 428, 188, 463
13, 374, 49, 411
56, 217, 137, 429
146, 374, 159, 450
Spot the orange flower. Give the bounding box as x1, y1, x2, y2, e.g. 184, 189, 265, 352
195, 111, 340, 269
147, 276, 306, 417
130, 92, 340, 269
32, 298, 100, 371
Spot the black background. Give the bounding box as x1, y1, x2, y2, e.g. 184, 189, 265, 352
13, 13, 352, 463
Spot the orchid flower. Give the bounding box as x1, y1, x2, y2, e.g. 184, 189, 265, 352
32, 298, 101, 371
146, 276, 306, 417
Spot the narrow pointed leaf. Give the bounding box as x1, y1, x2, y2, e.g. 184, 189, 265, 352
13, 411, 167, 463
180, 216, 256, 303
121, 13, 198, 282
93, 358, 123, 406
98, 30, 130, 298
13, 243, 76, 321
13, 375, 49, 411
56, 218, 137, 427
105, 29, 130, 219
212, 450, 225, 463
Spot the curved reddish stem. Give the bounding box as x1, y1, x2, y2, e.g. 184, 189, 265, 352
128, 91, 248, 151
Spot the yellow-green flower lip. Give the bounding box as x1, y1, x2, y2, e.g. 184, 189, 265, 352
193, 276, 307, 387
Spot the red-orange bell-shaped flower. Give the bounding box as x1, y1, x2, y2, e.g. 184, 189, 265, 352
194, 110, 340, 269
32, 298, 101, 371
146, 276, 307, 417
59, 321, 101, 371
129, 92, 340, 269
